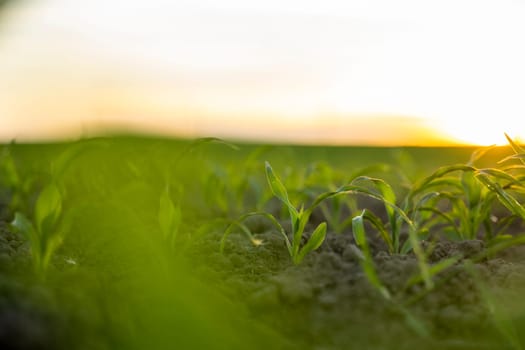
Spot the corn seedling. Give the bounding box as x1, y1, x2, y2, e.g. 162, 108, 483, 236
336, 176, 421, 255
403, 139, 525, 244
267, 161, 328, 264
476, 170, 525, 221
221, 162, 328, 265
351, 210, 391, 299
0, 144, 35, 214
478, 136, 525, 219
352, 209, 432, 337
505, 133, 525, 163
403, 152, 516, 242
10, 182, 66, 278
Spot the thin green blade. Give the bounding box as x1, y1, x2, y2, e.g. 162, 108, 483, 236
296, 222, 327, 264
35, 183, 62, 235
265, 161, 297, 217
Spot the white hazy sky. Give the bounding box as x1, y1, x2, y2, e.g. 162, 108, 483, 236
1, 0, 525, 145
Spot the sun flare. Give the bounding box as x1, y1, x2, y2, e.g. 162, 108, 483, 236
431, 117, 525, 146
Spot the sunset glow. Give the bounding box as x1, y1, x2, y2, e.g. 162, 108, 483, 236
1, 0, 524, 145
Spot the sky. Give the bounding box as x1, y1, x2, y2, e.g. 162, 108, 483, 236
0, 0, 525, 145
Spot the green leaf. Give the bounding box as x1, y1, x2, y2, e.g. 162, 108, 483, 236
468, 145, 497, 166
462, 171, 481, 205
193, 137, 240, 151
351, 209, 393, 253
158, 187, 182, 243
308, 184, 414, 231
476, 172, 525, 220
464, 260, 522, 350
476, 234, 525, 261
296, 222, 327, 264
478, 168, 524, 187
351, 211, 391, 299
221, 220, 255, 251
365, 209, 394, 253
351, 177, 398, 250
348, 244, 366, 260
498, 153, 525, 165
352, 212, 367, 247
11, 212, 41, 270
265, 162, 291, 205
265, 161, 300, 234
415, 207, 460, 238
505, 133, 525, 156
400, 239, 413, 255
408, 164, 475, 203
159, 188, 174, 235
173, 137, 239, 167
35, 183, 62, 235
352, 176, 396, 204
40, 232, 64, 274
0, 147, 20, 188
407, 227, 433, 289
406, 256, 460, 288
11, 212, 35, 240
291, 211, 309, 256
397, 306, 430, 338
350, 221, 390, 300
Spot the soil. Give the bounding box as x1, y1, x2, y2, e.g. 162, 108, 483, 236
3, 201, 525, 350
189, 217, 525, 350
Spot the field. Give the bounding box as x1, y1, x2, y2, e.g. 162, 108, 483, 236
2, 136, 525, 349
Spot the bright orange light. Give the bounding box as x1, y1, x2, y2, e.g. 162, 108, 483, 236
428, 117, 525, 146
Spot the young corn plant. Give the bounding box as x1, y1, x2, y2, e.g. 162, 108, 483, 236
351, 209, 431, 337
404, 143, 520, 241
221, 161, 327, 265
343, 176, 433, 289
11, 182, 66, 278
458, 148, 500, 239
0, 144, 35, 215
351, 209, 391, 299
465, 136, 525, 238
400, 141, 525, 297
405, 139, 525, 243
477, 133, 525, 223
265, 162, 328, 264
476, 168, 525, 221
504, 133, 525, 164
303, 168, 459, 293
404, 148, 506, 241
